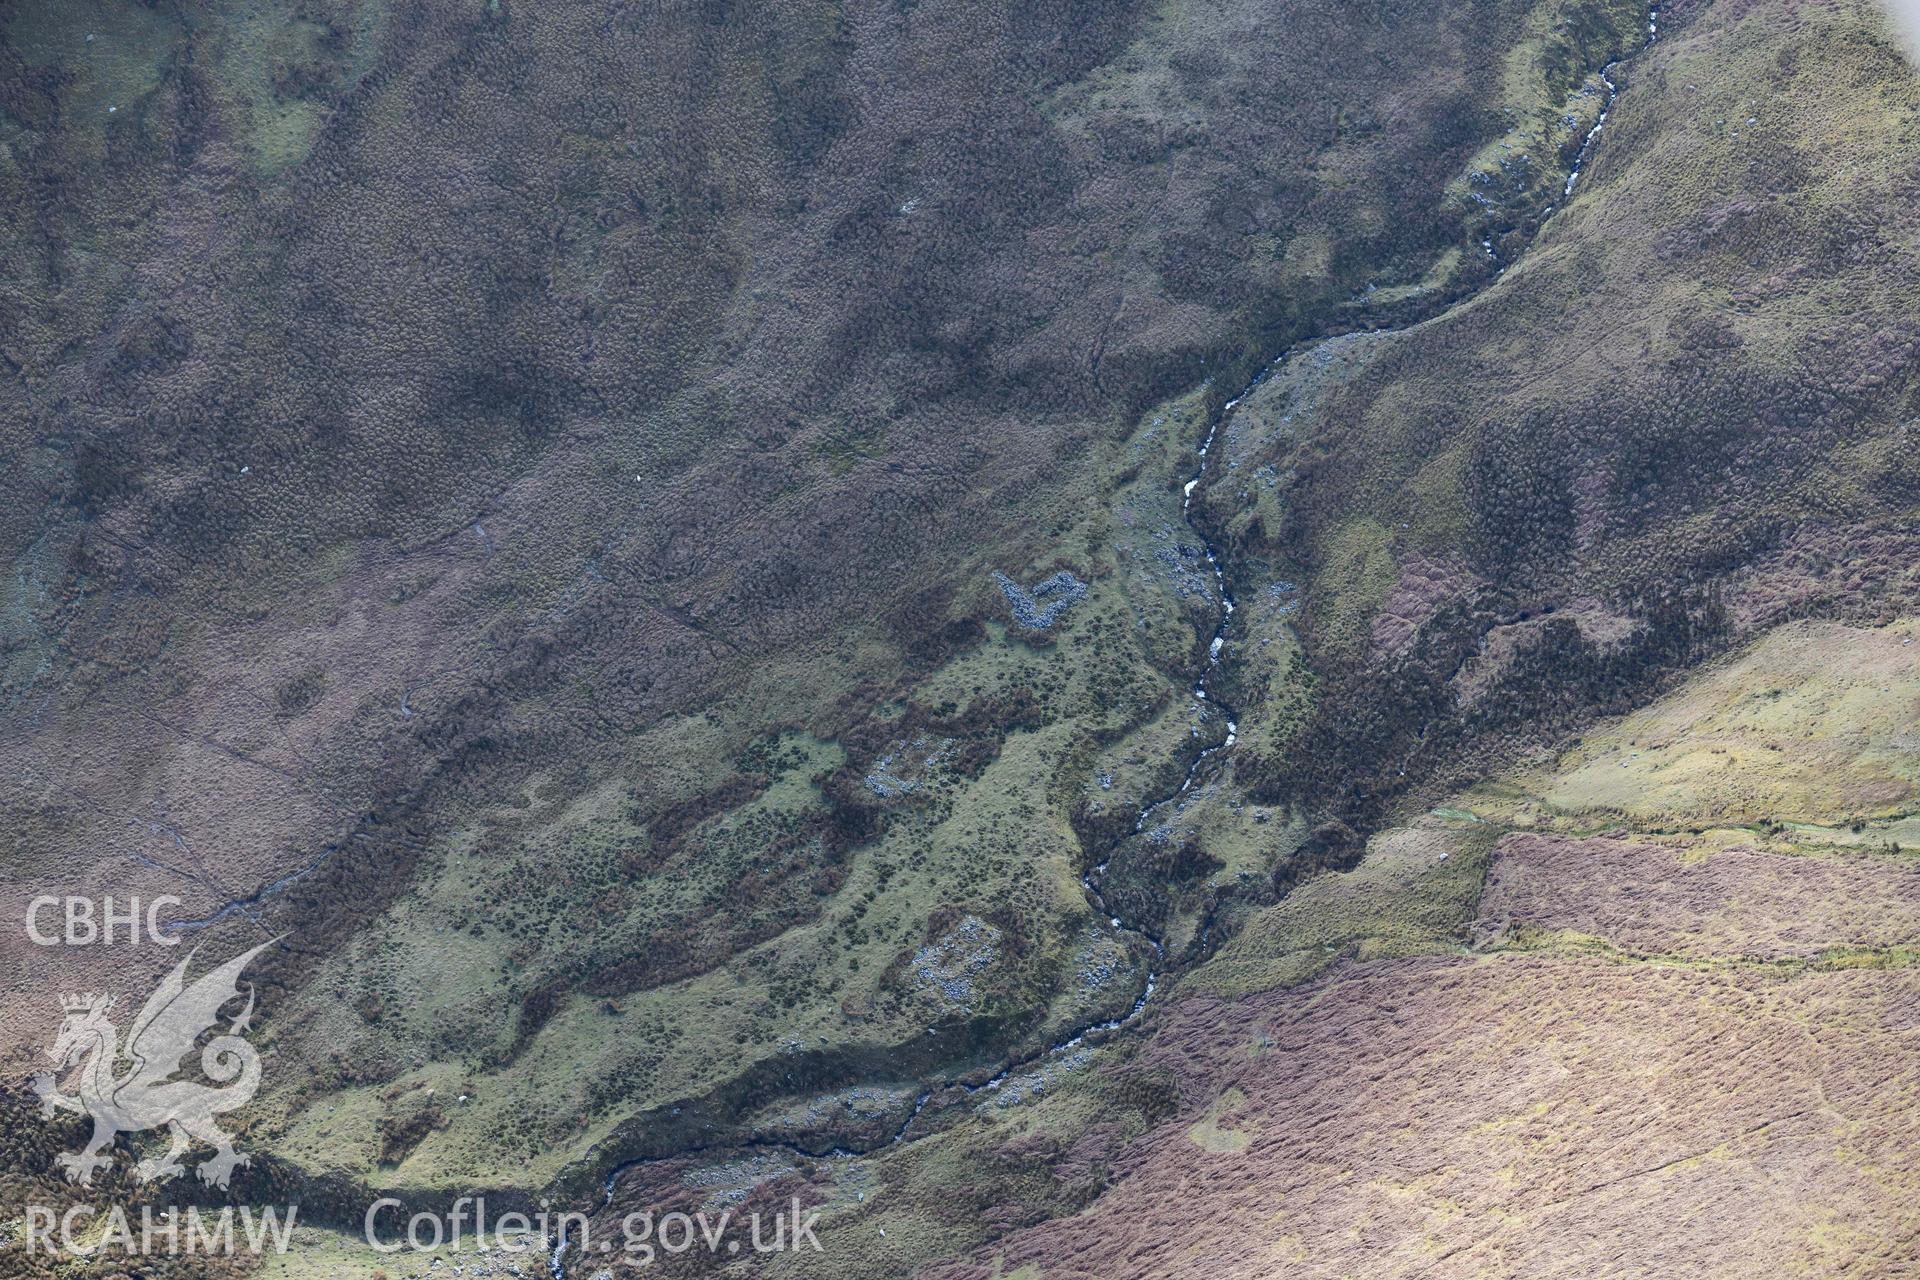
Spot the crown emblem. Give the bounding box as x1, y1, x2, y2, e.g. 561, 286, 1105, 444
60, 993, 109, 1013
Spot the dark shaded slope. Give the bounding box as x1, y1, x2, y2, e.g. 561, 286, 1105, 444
1196, 0, 1920, 829
0, 0, 1651, 1223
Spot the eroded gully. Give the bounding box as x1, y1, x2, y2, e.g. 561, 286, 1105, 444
553, 9, 1660, 1269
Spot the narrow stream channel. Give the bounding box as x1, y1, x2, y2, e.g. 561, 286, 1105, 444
1565, 5, 1658, 197
552, 9, 1661, 1269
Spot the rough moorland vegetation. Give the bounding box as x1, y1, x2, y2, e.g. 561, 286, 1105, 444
6, 0, 1920, 1276
2, 0, 1646, 1197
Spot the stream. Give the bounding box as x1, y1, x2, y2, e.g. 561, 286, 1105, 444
551, 8, 1661, 1271
1563, 4, 1658, 198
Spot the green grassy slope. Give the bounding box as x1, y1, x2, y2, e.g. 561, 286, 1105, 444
17, 0, 1918, 1277
0, 0, 1655, 1228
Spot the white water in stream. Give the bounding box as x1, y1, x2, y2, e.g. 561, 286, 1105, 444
550, 11, 1662, 1271
1565, 7, 1658, 197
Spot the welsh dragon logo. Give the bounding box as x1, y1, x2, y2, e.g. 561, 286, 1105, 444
32, 940, 273, 1189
